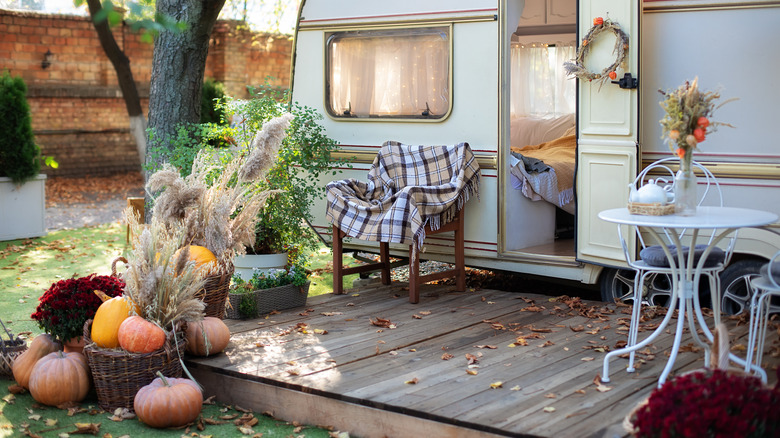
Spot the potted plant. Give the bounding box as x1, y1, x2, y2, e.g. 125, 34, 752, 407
31, 274, 125, 352
226, 247, 311, 319
0, 70, 57, 241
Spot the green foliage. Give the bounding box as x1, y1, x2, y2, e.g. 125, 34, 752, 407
74, 0, 188, 44
201, 78, 227, 125
0, 70, 40, 184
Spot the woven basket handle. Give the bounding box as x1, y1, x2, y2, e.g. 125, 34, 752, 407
111, 257, 128, 278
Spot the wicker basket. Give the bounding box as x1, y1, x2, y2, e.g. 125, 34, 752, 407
196, 264, 234, 319
225, 281, 310, 319
627, 202, 675, 216
82, 319, 185, 412
0, 320, 27, 378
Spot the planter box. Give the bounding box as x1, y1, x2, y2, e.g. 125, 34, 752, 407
0, 174, 46, 241
226, 281, 310, 319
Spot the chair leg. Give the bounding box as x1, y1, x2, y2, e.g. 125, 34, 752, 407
627, 269, 644, 372
332, 225, 345, 295
409, 241, 420, 304
454, 208, 466, 292
379, 241, 391, 285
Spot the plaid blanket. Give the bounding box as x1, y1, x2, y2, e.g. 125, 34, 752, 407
326, 141, 480, 246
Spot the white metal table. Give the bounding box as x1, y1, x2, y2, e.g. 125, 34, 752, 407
598, 206, 778, 387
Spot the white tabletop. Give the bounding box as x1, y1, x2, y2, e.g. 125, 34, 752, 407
599, 206, 778, 229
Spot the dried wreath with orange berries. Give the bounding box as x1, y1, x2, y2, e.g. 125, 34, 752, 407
563, 17, 629, 87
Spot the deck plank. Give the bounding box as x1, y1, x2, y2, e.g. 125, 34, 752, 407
187, 282, 779, 438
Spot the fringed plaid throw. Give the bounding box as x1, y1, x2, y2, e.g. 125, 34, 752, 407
326, 141, 480, 247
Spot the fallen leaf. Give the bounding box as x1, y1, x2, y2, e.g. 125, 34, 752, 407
543, 407, 556, 413
412, 314, 423, 319
465, 353, 479, 365
321, 312, 343, 316
510, 385, 521, 391
370, 317, 396, 329
28, 414, 41, 421
489, 381, 503, 389
592, 375, 612, 393
581, 357, 595, 362
405, 378, 419, 385
441, 353, 454, 360
545, 393, 557, 399
419, 311, 431, 316
474, 345, 497, 349
71, 422, 101, 434
466, 369, 478, 375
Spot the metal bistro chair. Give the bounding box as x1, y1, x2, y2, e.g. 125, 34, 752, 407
745, 250, 780, 382
614, 157, 737, 373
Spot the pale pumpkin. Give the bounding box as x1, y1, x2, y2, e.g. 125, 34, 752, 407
185, 317, 230, 356
12, 334, 61, 389
134, 372, 203, 428
28, 351, 90, 406
117, 316, 166, 354
91, 291, 140, 349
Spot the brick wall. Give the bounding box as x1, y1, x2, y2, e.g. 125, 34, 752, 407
0, 9, 293, 177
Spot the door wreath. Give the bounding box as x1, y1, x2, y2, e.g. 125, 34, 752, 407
564, 17, 629, 88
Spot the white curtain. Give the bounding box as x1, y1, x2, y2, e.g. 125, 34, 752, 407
329, 29, 449, 118
510, 42, 576, 118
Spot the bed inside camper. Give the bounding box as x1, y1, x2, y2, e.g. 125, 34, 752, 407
503, 17, 576, 253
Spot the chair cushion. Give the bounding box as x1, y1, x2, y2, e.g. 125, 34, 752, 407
639, 244, 726, 268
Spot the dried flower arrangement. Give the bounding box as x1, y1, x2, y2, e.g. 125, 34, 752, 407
31, 274, 125, 342
658, 77, 735, 161
121, 216, 206, 331
147, 114, 294, 266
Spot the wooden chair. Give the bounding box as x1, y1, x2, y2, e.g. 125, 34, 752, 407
332, 207, 466, 303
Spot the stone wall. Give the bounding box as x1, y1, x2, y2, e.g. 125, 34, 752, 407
0, 9, 293, 177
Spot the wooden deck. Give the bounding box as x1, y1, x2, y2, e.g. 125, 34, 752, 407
186, 281, 779, 438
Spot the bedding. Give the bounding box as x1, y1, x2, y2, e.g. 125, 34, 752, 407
510, 133, 576, 214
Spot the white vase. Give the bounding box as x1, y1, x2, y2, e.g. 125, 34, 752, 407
233, 252, 288, 281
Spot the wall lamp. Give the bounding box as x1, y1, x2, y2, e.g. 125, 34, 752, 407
42, 49, 53, 69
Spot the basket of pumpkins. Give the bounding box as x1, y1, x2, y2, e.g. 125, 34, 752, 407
81, 220, 209, 412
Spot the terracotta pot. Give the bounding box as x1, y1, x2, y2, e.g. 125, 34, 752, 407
63, 336, 86, 354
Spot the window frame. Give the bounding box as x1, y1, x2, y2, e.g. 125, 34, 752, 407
324, 24, 454, 123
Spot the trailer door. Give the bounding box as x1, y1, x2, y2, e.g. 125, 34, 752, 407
575, 0, 640, 267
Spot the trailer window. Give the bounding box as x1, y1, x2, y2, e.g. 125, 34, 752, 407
326, 27, 450, 120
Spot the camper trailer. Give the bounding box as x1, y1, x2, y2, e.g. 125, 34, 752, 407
290, 0, 780, 311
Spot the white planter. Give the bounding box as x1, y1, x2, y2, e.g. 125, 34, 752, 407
233, 252, 288, 281
0, 174, 46, 241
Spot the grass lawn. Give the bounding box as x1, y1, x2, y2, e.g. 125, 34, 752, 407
0, 222, 357, 437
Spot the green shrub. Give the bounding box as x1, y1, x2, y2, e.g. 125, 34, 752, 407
0, 71, 40, 184
200, 78, 226, 125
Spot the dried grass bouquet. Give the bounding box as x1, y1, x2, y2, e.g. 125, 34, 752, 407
121, 216, 207, 331
146, 113, 294, 267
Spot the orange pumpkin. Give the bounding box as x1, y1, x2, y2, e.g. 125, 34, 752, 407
117, 316, 166, 353
28, 351, 90, 406
173, 245, 217, 272
185, 317, 230, 356
12, 334, 61, 389
134, 372, 203, 428
91, 291, 140, 349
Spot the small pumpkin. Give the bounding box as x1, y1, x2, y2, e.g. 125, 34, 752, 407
28, 351, 90, 406
91, 290, 140, 349
12, 334, 61, 389
134, 371, 203, 428
185, 317, 230, 356
117, 316, 166, 354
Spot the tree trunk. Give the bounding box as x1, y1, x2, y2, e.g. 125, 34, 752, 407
147, 0, 226, 173
85, 0, 147, 168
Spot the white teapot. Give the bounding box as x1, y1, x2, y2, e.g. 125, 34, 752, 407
630, 179, 669, 204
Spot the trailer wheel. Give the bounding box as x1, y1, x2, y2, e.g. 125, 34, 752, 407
599, 268, 685, 308
720, 259, 765, 315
